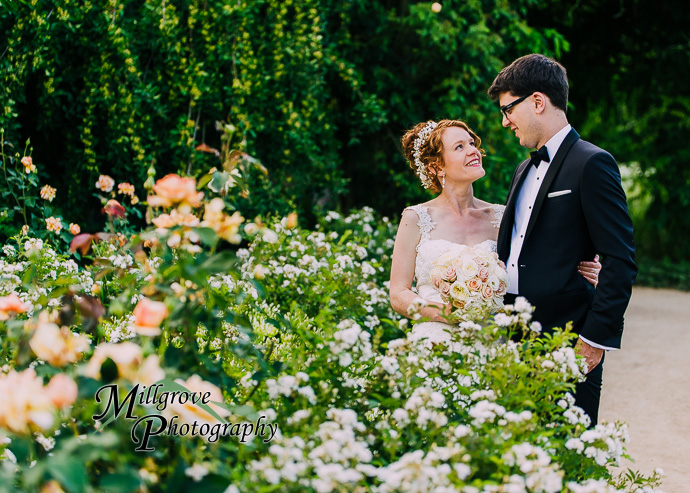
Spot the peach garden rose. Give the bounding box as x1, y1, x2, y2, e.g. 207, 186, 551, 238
147, 174, 204, 211
0, 293, 28, 320
131, 298, 169, 336
29, 313, 91, 366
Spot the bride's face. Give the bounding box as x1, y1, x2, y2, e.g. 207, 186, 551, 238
439, 127, 485, 185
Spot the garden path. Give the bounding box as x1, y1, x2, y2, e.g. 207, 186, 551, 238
599, 286, 690, 492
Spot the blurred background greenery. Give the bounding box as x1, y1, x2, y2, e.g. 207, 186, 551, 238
1, 0, 688, 288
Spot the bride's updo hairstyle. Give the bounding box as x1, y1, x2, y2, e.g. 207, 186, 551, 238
402, 119, 484, 193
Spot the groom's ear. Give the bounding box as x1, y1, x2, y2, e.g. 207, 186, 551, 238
532, 92, 548, 114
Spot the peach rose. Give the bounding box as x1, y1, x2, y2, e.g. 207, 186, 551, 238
45, 374, 78, 409
161, 374, 230, 428
467, 278, 482, 292
152, 213, 177, 229
21, 156, 36, 173
29, 316, 90, 366
286, 212, 299, 229
95, 175, 115, 192
147, 174, 203, 210
481, 284, 494, 301
0, 369, 55, 433
0, 293, 28, 320
131, 298, 168, 336
477, 266, 490, 281
152, 210, 200, 229
69, 223, 81, 235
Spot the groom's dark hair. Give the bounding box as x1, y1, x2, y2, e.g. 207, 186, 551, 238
488, 54, 569, 112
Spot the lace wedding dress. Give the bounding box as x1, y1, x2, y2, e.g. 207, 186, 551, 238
405, 203, 505, 344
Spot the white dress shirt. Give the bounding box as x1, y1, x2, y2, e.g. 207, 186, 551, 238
505, 124, 614, 351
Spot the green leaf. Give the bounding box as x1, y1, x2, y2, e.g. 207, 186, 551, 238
47, 454, 87, 493
199, 251, 236, 273
98, 472, 142, 492
195, 227, 219, 247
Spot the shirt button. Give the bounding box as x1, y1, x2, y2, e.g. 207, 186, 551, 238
520, 235, 523, 238
512, 264, 515, 267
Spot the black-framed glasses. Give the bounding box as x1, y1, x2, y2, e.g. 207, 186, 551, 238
500, 94, 530, 118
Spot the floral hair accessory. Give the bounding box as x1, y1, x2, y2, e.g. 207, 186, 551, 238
412, 121, 438, 189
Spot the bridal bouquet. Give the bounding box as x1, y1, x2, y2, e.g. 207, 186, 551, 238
430, 244, 509, 319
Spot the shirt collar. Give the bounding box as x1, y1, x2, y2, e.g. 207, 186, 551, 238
543, 124, 572, 163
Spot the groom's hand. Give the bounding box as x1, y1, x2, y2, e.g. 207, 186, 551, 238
574, 338, 604, 374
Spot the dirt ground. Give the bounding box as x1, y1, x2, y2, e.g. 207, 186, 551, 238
599, 287, 690, 492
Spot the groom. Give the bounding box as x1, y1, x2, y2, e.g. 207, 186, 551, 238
488, 54, 637, 424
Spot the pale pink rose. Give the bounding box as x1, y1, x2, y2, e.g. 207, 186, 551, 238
439, 282, 452, 301
161, 374, 230, 429
477, 266, 490, 281
431, 273, 443, 289
45, 374, 78, 409
481, 284, 494, 300
0, 293, 28, 320
467, 277, 482, 292
147, 174, 203, 209
131, 298, 168, 336
442, 266, 457, 282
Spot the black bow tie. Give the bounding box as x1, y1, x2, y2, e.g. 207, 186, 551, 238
529, 146, 550, 168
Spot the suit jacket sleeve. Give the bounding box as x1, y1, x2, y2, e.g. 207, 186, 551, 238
579, 151, 637, 348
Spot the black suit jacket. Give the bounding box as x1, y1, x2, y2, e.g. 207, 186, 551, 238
497, 128, 637, 348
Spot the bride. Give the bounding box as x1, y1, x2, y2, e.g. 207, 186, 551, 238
389, 119, 600, 342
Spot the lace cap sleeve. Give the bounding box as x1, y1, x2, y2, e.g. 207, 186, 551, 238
491, 204, 506, 229
402, 204, 435, 245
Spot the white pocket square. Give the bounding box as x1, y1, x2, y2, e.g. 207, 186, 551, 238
547, 190, 572, 198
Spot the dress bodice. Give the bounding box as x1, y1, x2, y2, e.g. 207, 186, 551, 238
403, 203, 504, 303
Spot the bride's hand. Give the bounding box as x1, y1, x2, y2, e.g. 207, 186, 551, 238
578, 254, 601, 287
432, 302, 454, 323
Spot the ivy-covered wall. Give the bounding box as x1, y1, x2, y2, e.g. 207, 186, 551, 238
1, 0, 562, 231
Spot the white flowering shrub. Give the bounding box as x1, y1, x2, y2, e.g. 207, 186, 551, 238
0, 199, 664, 492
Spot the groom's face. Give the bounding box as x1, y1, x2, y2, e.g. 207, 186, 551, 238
498, 92, 539, 149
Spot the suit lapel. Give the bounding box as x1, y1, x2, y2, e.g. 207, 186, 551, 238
523, 128, 581, 243
497, 158, 531, 260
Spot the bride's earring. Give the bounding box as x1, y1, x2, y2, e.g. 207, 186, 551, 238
441, 174, 446, 188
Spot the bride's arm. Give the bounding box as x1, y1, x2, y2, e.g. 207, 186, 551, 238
389, 210, 451, 322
